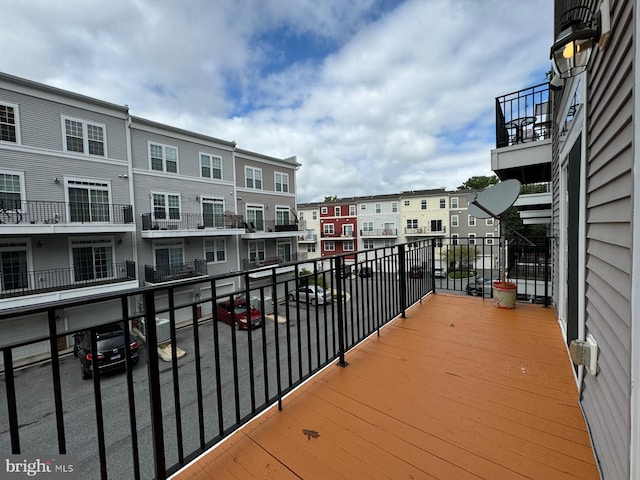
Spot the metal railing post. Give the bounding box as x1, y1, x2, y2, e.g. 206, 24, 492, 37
398, 244, 407, 318
544, 236, 550, 307
334, 256, 348, 367
430, 240, 436, 293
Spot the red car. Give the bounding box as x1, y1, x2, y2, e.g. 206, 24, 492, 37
216, 299, 263, 330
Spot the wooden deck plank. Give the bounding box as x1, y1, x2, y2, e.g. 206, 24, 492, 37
173, 294, 600, 480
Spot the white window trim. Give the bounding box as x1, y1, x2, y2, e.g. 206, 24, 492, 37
148, 141, 179, 174
468, 233, 476, 245
248, 240, 266, 261
68, 236, 116, 281
486, 233, 494, 245
324, 223, 334, 234
324, 241, 335, 251
64, 177, 112, 223
468, 215, 476, 226
451, 197, 459, 209
320, 207, 328, 214
486, 217, 494, 226
152, 240, 184, 267
274, 171, 289, 193
205, 238, 226, 263
245, 166, 263, 190
200, 153, 223, 180
440, 198, 446, 209
344, 240, 354, 251
61, 115, 107, 157
0, 169, 26, 206
151, 191, 182, 222
0, 101, 21, 144
275, 205, 290, 225
392, 202, 398, 212
451, 215, 459, 227
334, 206, 341, 216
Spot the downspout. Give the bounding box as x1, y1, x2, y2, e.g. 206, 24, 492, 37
124, 109, 139, 285
232, 144, 242, 283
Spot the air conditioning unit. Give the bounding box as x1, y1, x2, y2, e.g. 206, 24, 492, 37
155, 317, 171, 344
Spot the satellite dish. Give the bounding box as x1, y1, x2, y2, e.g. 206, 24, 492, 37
467, 179, 521, 219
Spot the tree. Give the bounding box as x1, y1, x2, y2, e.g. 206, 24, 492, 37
457, 175, 498, 191
323, 195, 338, 202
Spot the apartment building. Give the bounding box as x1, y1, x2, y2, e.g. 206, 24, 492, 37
296, 201, 322, 261
356, 194, 400, 251
399, 189, 449, 244
319, 199, 357, 263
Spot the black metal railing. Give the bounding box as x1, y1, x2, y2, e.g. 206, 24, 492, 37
242, 220, 299, 233
359, 228, 398, 237
144, 259, 207, 283
520, 182, 552, 195
141, 213, 245, 231
241, 253, 304, 270
0, 201, 133, 225
495, 83, 551, 148
404, 226, 446, 235
0, 261, 136, 298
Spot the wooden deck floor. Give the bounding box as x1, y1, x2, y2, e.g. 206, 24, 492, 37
172, 293, 600, 480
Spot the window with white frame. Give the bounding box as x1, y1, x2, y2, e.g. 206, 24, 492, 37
200, 154, 222, 180
361, 204, 366, 210
67, 179, 111, 223
205, 238, 226, 262
312, 210, 317, 220
334, 206, 341, 216
63, 117, 106, 157
468, 233, 476, 245
320, 207, 327, 214
349, 205, 356, 215
392, 202, 398, 212
451, 234, 459, 245
362, 221, 373, 233
299, 212, 304, 221
406, 218, 418, 229
344, 240, 354, 251
245, 167, 262, 189
440, 198, 446, 208
451, 197, 459, 209
468, 215, 476, 226
276, 206, 290, 226
486, 217, 494, 226
323, 223, 334, 235
375, 203, 381, 213
248, 240, 265, 261
0, 241, 29, 291
152, 192, 181, 221
363, 239, 374, 249
343, 224, 354, 237
275, 172, 289, 192
0, 171, 23, 210
149, 143, 178, 173
324, 241, 335, 251
71, 238, 114, 281
430, 220, 442, 232
202, 197, 224, 227
451, 215, 459, 227
384, 239, 395, 247
246, 205, 264, 230
154, 241, 184, 276
421, 199, 427, 210
307, 244, 316, 253
277, 240, 292, 261
486, 233, 494, 245
1, 102, 20, 144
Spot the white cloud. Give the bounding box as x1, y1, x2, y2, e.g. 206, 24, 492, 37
0, 0, 552, 202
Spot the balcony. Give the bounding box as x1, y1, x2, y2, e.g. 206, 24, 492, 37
240, 220, 299, 239
320, 231, 355, 239
241, 252, 303, 270
141, 213, 245, 238
144, 259, 207, 284
360, 228, 398, 237
0, 200, 135, 234
491, 83, 552, 184
296, 233, 317, 243
514, 182, 552, 224
0, 261, 136, 301
404, 226, 445, 236
0, 243, 597, 479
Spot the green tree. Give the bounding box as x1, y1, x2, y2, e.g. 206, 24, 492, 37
444, 245, 477, 270
457, 175, 498, 191
323, 195, 338, 202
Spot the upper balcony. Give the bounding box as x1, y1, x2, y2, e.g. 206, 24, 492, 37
405, 225, 446, 236
491, 83, 552, 184
515, 182, 552, 224
240, 220, 300, 239
360, 228, 398, 238
0, 200, 135, 234
141, 213, 245, 238
144, 259, 207, 284
296, 232, 317, 243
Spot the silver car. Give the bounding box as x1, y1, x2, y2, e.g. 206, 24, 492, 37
289, 285, 333, 305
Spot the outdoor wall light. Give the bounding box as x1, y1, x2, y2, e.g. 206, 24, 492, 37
550, 0, 610, 79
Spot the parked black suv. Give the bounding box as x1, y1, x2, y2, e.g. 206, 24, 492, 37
74, 323, 140, 379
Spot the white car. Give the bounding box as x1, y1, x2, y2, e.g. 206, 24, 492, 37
289, 285, 333, 305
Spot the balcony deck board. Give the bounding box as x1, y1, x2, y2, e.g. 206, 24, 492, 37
173, 294, 600, 480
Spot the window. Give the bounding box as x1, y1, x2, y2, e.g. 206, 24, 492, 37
404, 200, 410, 206
0, 241, 28, 291
0, 172, 23, 210
312, 210, 317, 220
275, 172, 289, 193
452, 234, 459, 245
486, 233, 494, 245
430, 220, 442, 232
0, 102, 19, 143
486, 218, 494, 226
200, 154, 222, 180
421, 200, 427, 210
440, 198, 446, 209
67, 179, 111, 222
375, 203, 381, 213
307, 244, 316, 253
72, 238, 114, 282
245, 167, 262, 189
320, 207, 327, 215
277, 240, 292, 261
344, 240, 354, 251
468, 215, 476, 226
468, 234, 476, 245
202, 197, 224, 227
334, 206, 341, 216
363, 239, 374, 249
361, 204, 366, 210
63, 117, 106, 157
343, 224, 354, 237
451, 197, 459, 209
299, 212, 304, 221
324, 224, 334, 235
153, 193, 181, 221
451, 215, 459, 227
324, 241, 335, 251
149, 143, 178, 173
276, 206, 290, 226
246, 205, 264, 230
154, 241, 184, 275
205, 239, 226, 262
406, 219, 418, 229
362, 221, 373, 233
392, 202, 398, 212
384, 239, 395, 247
248, 240, 265, 261
349, 205, 356, 215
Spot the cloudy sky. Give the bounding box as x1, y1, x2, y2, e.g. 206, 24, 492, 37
1, 0, 552, 202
